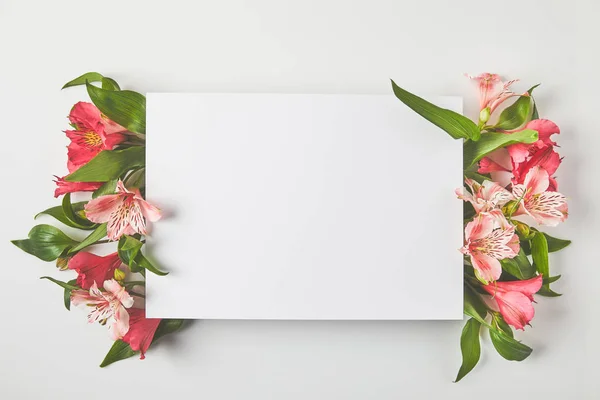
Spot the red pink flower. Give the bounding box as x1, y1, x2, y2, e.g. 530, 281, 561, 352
483, 275, 543, 330
122, 309, 162, 360
68, 252, 122, 289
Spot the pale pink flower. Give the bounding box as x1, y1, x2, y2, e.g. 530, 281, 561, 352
512, 166, 568, 226
84, 180, 161, 240
483, 275, 543, 330
71, 279, 134, 339
456, 178, 513, 214
461, 211, 520, 283
466, 73, 521, 112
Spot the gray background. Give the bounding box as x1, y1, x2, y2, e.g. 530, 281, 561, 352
0, 0, 598, 398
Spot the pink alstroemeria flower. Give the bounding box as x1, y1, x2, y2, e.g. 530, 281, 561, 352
71, 279, 134, 339
466, 73, 521, 112
85, 180, 161, 241
461, 210, 520, 283
65, 102, 127, 173
122, 308, 162, 360
53, 176, 103, 198
483, 275, 543, 330
456, 178, 513, 214
68, 252, 122, 289
512, 166, 568, 226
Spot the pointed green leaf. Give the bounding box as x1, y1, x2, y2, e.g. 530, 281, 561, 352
500, 249, 536, 280
99, 340, 138, 368
492, 313, 513, 338
65, 147, 145, 183
35, 201, 97, 230
92, 179, 119, 199
40, 276, 80, 291
528, 84, 540, 120
463, 129, 538, 169
12, 225, 79, 261
463, 285, 487, 324
153, 319, 185, 342
86, 82, 146, 134
101, 77, 120, 91
537, 286, 562, 297
391, 80, 480, 140
62, 72, 105, 89
544, 233, 571, 253
64, 279, 77, 310
135, 253, 168, 276
118, 235, 143, 269
494, 95, 532, 130
489, 330, 532, 361
455, 318, 481, 382
68, 223, 107, 254
531, 231, 549, 277
61, 193, 95, 229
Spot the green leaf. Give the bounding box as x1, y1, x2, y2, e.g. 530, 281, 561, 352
531, 231, 549, 278
102, 77, 121, 91
64, 279, 77, 310
35, 201, 96, 230
65, 147, 145, 183
68, 223, 107, 254
61, 193, 95, 229
40, 276, 80, 291
62, 72, 105, 89
92, 179, 119, 199
86, 82, 146, 134
494, 95, 532, 130
12, 225, 79, 261
391, 80, 480, 140
500, 249, 536, 280
492, 313, 513, 338
153, 319, 185, 342
544, 233, 571, 253
489, 330, 532, 361
537, 286, 562, 297
135, 253, 168, 276
544, 275, 561, 285
100, 340, 138, 368
118, 235, 143, 269
528, 84, 540, 120
463, 284, 487, 324
463, 129, 538, 169
455, 318, 481, 383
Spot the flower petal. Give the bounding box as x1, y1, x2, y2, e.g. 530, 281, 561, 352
495, 291, 536, 330
471, 253, 502, 283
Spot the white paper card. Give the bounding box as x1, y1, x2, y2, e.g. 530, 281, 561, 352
146, 93, 463, 320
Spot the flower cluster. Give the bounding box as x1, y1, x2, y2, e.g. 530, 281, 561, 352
392, 73, 571, 381
12, 73, 183, 366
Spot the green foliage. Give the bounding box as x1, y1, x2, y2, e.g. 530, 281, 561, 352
86, 82, 146, 134
12, 225, 79, 261
68, 223, 107, 254
463, 129, 538, 168
391, 80, 481, 140
65, 147, 146, 183
455, 318, 482, 382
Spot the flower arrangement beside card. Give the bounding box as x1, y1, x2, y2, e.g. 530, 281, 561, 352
12, 72, 570, 379
392, 73, 570, 381
12, 73, 184, 366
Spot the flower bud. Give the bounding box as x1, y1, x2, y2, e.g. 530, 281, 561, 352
479, 107, 491, 124
114, 268, 126, 281
56, 257, 69, 271
514, 221, 531, 239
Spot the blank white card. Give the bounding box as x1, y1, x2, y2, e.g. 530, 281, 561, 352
145, 93, 463, 320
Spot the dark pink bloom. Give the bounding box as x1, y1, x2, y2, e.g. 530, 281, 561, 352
53, 176, 103, 198
122, 308, 162, 359
483, 275, 543, 330
65, 102, 127, 173
68, 252, 122, 289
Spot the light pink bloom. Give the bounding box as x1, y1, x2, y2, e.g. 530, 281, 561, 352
71, 279, 134, 339
461, 211, 520, 283
466, 73, 521, 112
483, 275, 543, 330
456, 178, 513, 214
84, 180, 161, 240
512, 166, 568, 226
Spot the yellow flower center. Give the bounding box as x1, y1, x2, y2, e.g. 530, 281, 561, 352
84, 131, 103, 147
